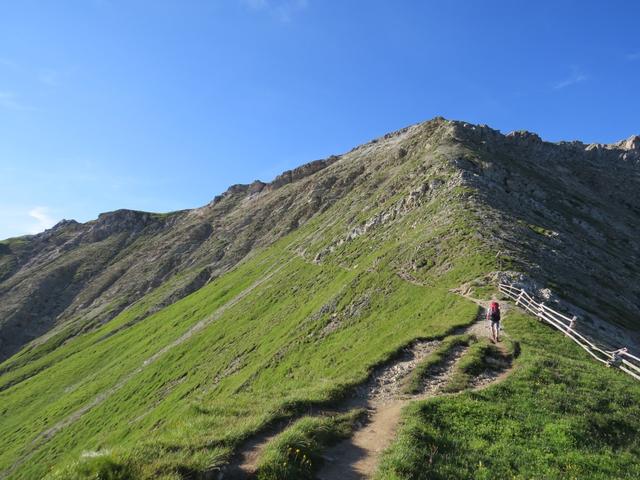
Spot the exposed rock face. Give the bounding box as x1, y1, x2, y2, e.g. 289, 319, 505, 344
448, 121, 640, 341
1, 117, 638, 362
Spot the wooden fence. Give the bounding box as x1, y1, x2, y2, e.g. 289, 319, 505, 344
498, 283, 640, 382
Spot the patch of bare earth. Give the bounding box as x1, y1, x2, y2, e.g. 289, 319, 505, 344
316, 342, 470, 480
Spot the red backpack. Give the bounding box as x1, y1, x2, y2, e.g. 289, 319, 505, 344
489, 302, 500, 321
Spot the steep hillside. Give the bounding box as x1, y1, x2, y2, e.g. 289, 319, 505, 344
1, 117, 639, 480
0, 156, 343, 362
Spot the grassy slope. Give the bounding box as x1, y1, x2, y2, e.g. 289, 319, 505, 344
376, 310, 640, 480
0, 174, 493, 479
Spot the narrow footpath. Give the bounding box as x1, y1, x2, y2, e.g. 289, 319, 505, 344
221, 296, 513, 480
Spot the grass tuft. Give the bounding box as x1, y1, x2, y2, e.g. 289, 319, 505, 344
256, 410, 366, 480
442, 338, 508, 393
47, 451, 133, 480
402, 334, 476, 395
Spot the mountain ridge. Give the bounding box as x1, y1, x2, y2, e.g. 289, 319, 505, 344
1, 117, 639, 364
10, 117, 640, 242
6, 119, 638, 242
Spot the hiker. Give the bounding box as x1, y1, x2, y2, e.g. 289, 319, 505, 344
487, 301, 501, 342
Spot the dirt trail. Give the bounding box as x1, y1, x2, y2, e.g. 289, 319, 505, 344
231, 428, 285, 477
317, 402, 405, 480
316, 343, 470, 480
223, 340, 442, 479
221, 291, 514, 480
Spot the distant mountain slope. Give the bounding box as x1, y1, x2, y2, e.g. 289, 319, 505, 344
1, 117, 639, 479
0, 155, 344, 362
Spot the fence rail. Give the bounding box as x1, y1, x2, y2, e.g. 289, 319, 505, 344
498, 283, 640, 382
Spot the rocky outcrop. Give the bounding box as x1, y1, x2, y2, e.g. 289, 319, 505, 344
446, 120, 640, 338
268, 156, 340, 189
208, 156, 341, 206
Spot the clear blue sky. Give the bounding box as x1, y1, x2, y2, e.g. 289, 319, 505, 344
1, 1, 639, 239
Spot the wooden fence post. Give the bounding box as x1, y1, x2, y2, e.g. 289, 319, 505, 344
538, 302, 545, 321
569, 316, 577, 330
516, 290, 523, 306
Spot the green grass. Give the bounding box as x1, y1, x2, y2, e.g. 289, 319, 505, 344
376, 310, 640, 480
47, 452, 135, 480
0, 193, 492, 479
527, 223, 555, 237
256, 410, 366, 480
402, 334, 476, 395
469, 284, 499, 301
